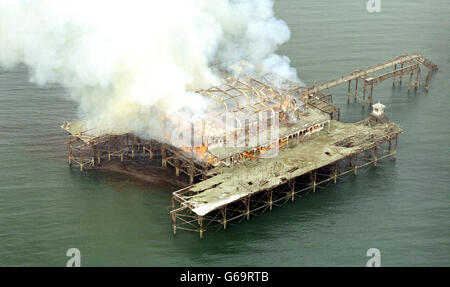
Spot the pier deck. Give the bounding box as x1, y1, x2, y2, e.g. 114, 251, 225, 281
171, 117, 402, 237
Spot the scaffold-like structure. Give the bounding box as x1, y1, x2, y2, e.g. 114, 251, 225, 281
61, 54, 438, 237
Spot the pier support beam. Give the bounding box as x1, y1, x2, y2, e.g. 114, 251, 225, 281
347, 80, 351, 104
394, 135, 398, 160
149, 140, 153, 159
91, 146, 95, 166
333, 162, 338, 184
161, 144, 167, 168
424, 71, 432, 91
246, 196, 250, 220
312, 170, 317, 192
362, 82, 367, 109
108, 136, 111, 160
97, 145, 101, 164
373, 144, 378, 166
68, 136, 72, 166
171, 197, 177, 236
198, 216, 203, 238
175, 159, 180, 176
393, 64, 397, 86
131, 136, 135, 158
369, 84, 374, 106
414, 67, 421, 90
222, 206, 227, 229
399, 63, 404, 85
189, 161, 195, 184
269, 190, 273, 211
119, 137, 124, 162
408, 69, 415, 91
291, 178, 295, 202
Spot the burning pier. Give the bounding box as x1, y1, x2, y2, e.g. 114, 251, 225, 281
171, 113, 401, 237
62, 54, 437, 237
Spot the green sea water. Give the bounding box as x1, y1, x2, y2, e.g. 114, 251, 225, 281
0, 0, 449, 266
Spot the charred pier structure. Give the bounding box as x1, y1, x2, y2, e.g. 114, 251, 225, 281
171, 112, 402, 237
63, 76, 323, 183
61, 54, 437, 237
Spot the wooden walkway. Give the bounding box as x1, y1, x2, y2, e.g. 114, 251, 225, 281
292, 53, 438, 107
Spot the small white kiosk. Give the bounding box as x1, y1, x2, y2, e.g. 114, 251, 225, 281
371, 102, 385, 117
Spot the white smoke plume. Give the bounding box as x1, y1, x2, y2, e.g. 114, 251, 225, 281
0, 0, 299, 141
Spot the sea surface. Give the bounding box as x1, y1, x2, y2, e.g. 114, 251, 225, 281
0, 0, 449, 266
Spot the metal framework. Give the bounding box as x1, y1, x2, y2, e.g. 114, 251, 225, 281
64, 77, 325, 183
291, 53, 438, 109
305, 91, 340, 120
61, 54, 437, 238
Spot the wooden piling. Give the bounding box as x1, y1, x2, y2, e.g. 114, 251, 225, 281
161, 144, 167, 168
347, 80, 351, 104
